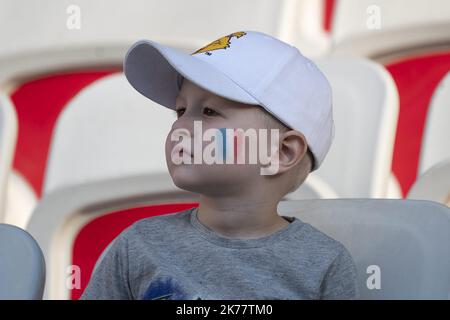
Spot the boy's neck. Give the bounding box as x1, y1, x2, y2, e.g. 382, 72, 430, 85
196, 196, 290, 239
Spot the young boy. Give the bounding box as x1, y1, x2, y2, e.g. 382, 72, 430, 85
81, 31, 359, 300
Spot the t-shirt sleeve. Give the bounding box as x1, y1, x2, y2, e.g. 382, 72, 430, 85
80, 227, 134, 300
319, 244, 359, 300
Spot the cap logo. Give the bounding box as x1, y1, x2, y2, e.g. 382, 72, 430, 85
191, 31, 246, 56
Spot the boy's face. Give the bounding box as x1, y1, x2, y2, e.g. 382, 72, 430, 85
165, 78, 278, 196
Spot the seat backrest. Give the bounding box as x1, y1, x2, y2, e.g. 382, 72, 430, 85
384, 52, 450, 197
278, 198, 450, 299
419, 71, 450, 175
43, 73, 175, 194
0, 94, 18, 222
27, 173, 201, 299
284, 174, 338, 200
331, 0, 450, 58
313, 58, 398, 198
0, 223, 46, 299
0, 0, 328, 83
408, 158, 450, 206
71, 202, 199, 299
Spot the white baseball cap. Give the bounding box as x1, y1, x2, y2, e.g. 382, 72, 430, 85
123, 30, 334, 171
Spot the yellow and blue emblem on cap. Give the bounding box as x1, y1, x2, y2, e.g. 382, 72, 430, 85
191, 31, 247, 55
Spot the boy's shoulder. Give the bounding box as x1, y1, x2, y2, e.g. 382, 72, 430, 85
295, 221, 345, 249
285, 218, 352, 263
118, 207, 194, 242
117, 208, 350, 261
134, 208, 193, 228
123, 209, 345, 245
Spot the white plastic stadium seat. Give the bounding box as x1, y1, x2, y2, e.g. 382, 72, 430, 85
418, 71, 450, 175
28, 173, 200, 299
4, 170, 38, 228
330, 0, 450, 59
312, 57, 399, 198
0, 93, 17, 222
278, 198, 450, 299
43, 73, 174, 194
0, 223, 46, 299
284, 174, 338, 200
0, 0, 330, 84
408, 158, 450, 207
29, 188, 450, 299
0, 93, 38, 228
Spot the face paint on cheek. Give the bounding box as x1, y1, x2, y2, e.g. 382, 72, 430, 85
216, 128, 242, 164
215, 128, 226, 163
228, 128, 240, 164
217, 128, 242, 164
221, 128, 227, 162
234, 129, 238, 163
233, 128, 245, 164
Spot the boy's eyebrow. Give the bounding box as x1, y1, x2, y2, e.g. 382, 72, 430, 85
175, 94, 186, 104
176, 93, 255, 111
175, 94, 230, 109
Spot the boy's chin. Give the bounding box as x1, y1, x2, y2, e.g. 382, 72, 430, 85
169, 167, 243, 194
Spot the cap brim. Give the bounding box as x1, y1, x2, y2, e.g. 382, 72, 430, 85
123, 40, 260, 110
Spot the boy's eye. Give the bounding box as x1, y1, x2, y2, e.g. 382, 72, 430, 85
173, 107, 219, 118
174, 107, 185, 118
203, 107, 219, 117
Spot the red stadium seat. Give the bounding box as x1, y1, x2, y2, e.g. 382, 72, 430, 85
10, 70, 117, 198
71, 202, 199, 300
385, 51, 450, 197
0, 94, 17, 222
27, 174, 200, 299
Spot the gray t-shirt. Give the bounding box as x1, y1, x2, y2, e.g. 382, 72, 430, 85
81, 207, 359, 300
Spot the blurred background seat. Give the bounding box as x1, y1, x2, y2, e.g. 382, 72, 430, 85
0, 0, 331, 84
0, 94, 17, 222
408, 70, 450, 207
284, 174, 338, 200
42, 73, 174, 194
408, 159, 450, 206
27, 173, 200, 299
6, 71, 117, 228
0, 223, 46, 299
330, 0, 450, 59
313, 57, 399, 198
278, 198, 450, 299
326, 0, 450, 200
418, 71, 450, 175
4, 171, 38, 228
384, 53, 450, 198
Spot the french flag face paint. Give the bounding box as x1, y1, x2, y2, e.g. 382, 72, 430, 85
171, 121, 280, 174
215, 128, 226, 163
215, 128, 244, 164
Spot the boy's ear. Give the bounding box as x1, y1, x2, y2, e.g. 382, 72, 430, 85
276, 130, 308, 174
